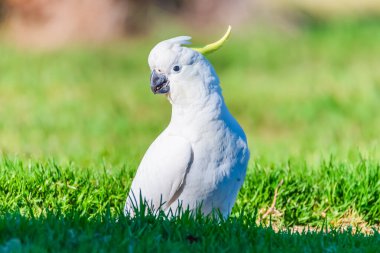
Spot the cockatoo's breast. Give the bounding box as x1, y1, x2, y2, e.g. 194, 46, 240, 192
165, 92, 249, 215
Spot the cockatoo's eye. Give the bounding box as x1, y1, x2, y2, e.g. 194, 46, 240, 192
172, 65, 181, 72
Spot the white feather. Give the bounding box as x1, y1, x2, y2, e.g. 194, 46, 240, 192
125, 134, 192, 212
125, 34, 250, 217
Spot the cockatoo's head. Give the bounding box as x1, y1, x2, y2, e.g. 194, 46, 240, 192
148, 26, 231, 105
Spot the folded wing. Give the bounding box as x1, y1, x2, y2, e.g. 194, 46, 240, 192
125, 134, 193, 214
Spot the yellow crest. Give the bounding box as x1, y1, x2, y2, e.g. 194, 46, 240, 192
191, 26, 231, 55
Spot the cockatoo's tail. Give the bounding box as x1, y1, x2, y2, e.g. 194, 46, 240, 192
191, 25, 231, 55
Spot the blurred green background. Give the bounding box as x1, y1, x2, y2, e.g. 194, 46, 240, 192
0, 0, 379, 167
0, 1, 379, 240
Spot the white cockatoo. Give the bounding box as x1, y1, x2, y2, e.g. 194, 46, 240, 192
125, 26, 249, 217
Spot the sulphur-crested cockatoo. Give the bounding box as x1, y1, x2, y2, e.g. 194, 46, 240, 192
125, 26, 249, 217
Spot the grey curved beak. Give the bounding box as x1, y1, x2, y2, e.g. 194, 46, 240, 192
150, 70, 170, 94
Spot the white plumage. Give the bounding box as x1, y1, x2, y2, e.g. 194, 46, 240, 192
125, 33, 249, 217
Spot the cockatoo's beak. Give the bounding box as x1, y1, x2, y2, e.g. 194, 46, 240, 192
150, 70, 170, 94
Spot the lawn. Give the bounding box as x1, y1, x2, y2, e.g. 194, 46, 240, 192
0, 19, 379, 251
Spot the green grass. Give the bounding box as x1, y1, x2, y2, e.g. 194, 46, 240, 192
0, 19, 380, 251
1, 212, 379, 253
1, 211, 378, 253
1, 157, 378, 226
0, 158, 379, 252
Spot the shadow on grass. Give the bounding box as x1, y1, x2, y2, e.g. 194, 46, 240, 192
0, 208, 379, 253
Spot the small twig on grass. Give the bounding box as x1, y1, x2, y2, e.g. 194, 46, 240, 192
260, 179, 284, 222
321, 207, 329, 219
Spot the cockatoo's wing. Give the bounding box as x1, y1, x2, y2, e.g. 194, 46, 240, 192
126, 134, 193, 213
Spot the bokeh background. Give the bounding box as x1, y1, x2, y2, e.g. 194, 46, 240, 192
0, 0, 379, 166
1, 0, 380, 47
